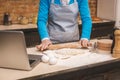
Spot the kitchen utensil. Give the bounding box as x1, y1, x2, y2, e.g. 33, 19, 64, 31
20, 17, 29, 25
47, 42, 81, 50
88, 42, 97, 53
97, 39, 113, 54
32, 16, 37, 24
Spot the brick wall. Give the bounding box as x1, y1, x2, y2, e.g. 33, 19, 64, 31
89, 0, 97, 17
0, 0, 97, 25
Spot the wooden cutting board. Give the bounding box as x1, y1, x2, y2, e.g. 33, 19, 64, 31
97, 39, 113, 51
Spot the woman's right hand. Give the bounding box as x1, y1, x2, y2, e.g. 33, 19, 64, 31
36, 39, 52, 51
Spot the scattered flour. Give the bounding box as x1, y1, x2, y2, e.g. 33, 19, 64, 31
57, 51, 115, 67
27, 47, 116, 67
54, 48, 86, 59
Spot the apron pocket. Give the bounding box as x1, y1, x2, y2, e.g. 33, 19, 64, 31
49, 30, 79, 43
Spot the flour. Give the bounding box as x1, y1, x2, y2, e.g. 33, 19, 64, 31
55, 48, 85, 55
57, 51, 115, 67
42, 48, 87, 59
27, 47, 115, 67
54, 48, 86, 59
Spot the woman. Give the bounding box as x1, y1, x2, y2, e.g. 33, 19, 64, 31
36, 0, 92, 51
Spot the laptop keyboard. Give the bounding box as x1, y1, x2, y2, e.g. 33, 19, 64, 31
29, 60, 36, 65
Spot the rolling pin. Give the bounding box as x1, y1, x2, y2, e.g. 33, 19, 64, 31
47, 42, 81, 50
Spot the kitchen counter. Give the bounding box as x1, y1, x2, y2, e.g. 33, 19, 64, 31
0, 24, 40, 47
0, 21, 115, 47
0, 24, 37, 31
0, 20, 114, 31
1, 47, 120, 80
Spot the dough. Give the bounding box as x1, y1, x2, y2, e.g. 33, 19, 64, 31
43, 48, 85, 59
55, 48, 85, 59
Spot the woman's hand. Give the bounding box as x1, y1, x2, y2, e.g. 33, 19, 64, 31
79, 39, 90, 48
36, 39, 52, 51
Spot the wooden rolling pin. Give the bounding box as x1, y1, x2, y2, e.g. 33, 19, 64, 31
47, 42, 82, 50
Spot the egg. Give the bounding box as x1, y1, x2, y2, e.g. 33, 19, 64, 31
41, 55, 49, 63
46, 53, 55, 58
44, 50, 54, 54
49, 58, 58, 65
44, 51, 56, 58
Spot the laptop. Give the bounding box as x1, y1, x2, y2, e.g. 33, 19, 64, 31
0, 31, 42, 71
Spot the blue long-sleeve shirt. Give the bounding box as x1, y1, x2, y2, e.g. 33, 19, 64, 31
37, 0, 92, 40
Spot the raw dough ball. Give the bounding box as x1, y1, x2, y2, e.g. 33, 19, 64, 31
49, 58, 57, 65
41, 55, 49, 63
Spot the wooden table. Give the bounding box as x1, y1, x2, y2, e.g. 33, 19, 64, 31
1, 47, 120, 80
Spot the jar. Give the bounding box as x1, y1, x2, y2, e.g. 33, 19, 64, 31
20, 17, 29, 25
32, 16, 37, 24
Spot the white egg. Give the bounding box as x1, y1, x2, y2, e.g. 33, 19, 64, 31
43, 50, 56, 58
49, 58, 57, 65
41, 55, 49, 63
44, 50, 54, 54
46, 53, 55, 58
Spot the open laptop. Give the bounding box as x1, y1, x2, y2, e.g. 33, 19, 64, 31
0, 31, 42, 71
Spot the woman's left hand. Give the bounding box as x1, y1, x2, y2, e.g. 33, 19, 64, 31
79, 39, 90, 48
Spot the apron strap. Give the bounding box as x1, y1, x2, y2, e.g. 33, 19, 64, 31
51, 0, 54, 3
74, 0, 77, 2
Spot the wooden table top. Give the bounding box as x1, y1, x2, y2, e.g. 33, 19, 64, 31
0, 47, 116, 80
0, 24, 37, 31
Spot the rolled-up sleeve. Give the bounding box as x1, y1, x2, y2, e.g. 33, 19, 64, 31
78, 0, 92, 40
37, 0, 50, 40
